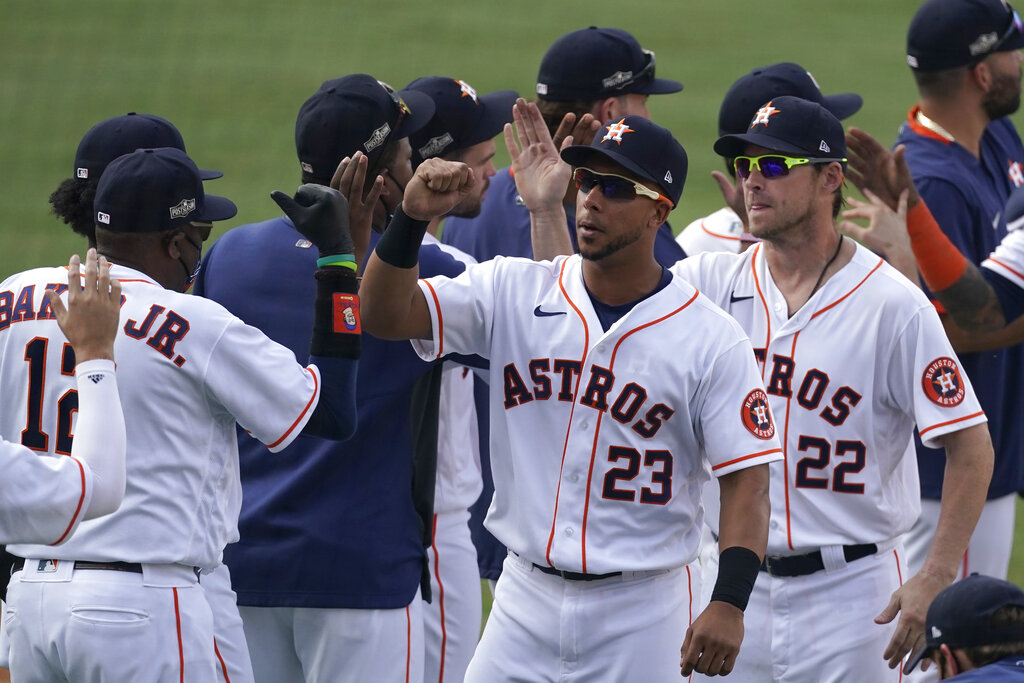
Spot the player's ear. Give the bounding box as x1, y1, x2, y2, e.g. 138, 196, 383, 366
161, 229, 185, 259
594, 97, 619, 124
649, 200, 672, 228
938, 644, 960, 678
822, 163, 844, 194
970, 59, 993, 92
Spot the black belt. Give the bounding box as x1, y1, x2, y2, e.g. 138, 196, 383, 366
760, 543, 878, 578
12, 558, 143, 574
532, 563, 621, 582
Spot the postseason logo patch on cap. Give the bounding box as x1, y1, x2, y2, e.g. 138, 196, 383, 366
418, 133, 454, 159
169, 198, 196, 220
364, 123, 391, 152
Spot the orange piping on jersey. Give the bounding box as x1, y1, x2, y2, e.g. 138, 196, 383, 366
701, 221, 742, 242
405, 604, 413, 683
51, 457, 87, 545
430, 514, 449, 682
905, 105, 952, 145
266, 367, 320, 450
422, 279, 445, 358
712, 447, 784, 471
578, 289, 700, 572
546, 258, 591, 568
962, 547, 970, 579
985, 256, 1024, 281
810, 257, 884, 320
174, 588, 185, 683
751, 245, 771, 380
214, 638, 230, 682
918, 411, 986, 439
781, 332, 799, 551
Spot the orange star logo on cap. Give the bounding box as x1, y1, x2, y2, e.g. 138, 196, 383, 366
456, 79, 479, 103
602, 118, 634, 144
751, 101, 781, 128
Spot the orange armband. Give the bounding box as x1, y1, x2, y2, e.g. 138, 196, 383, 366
907, 201, 969, 292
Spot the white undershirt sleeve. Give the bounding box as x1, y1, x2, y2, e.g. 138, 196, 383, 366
73, 359, 126, 519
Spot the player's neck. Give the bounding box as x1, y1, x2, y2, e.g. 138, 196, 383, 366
582, 254, 663, 307
917, 97, 988, 157
762, 224, 849, 316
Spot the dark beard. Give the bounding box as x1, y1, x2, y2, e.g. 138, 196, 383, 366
578, 223, 646, 261
983, 71, 1022, 119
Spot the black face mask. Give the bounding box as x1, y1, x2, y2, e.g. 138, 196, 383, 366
177, 232, 203, 291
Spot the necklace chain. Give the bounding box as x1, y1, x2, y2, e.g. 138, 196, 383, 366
807, 235, 844, 304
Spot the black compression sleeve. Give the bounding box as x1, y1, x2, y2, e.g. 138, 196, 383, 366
710, 546, 761, 611
310, 268, 360, 358
373, 205, 429, 269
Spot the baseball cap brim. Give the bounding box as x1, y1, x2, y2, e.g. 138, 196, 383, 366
199, 168, 223, 181
630, 77, 684, 96
714, 132, 814, 159
194, 194, 237, 223
465, 89, 519, 146
823, 93, 863, 120
904, 645, 934, 675
394, 89, 437, 139
560, 146, 658, 193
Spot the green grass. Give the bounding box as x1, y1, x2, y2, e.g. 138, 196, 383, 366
3, 0, 1024, 586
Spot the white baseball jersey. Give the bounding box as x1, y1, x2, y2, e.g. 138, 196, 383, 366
672, 241, 987, 555
413, 254, 783, 575
984, 225, 1024, 287
0, 264, 321, 569
676, 207, 744, 255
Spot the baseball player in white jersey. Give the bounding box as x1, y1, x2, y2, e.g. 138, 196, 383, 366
45, 111, 257, 683
0, 147, 362, 682
665, 97, 993, 682
360, 102, 783, 680
0, 249, 125, 544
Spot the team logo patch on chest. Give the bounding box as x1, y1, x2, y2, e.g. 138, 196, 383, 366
741, 389, 775, 439
922, 357, 965, 407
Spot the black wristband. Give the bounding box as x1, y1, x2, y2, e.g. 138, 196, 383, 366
710, 546, 761, 611
311, 268, 360, 359
373, 205, 429, 269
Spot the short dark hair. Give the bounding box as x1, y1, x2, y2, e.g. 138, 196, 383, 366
912, 66, 968, 100
960, 605, 1024, 667
49, 177, 99, 246
535, 94, 637, 138
810, 164, 846, 219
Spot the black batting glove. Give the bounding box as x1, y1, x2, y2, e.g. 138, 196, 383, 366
271, 184, 354, 258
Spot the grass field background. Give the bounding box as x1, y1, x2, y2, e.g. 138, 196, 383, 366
3, 0, 1024, 585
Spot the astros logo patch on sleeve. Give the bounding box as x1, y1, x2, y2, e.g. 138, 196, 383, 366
922, 357, 965, 406
741, 389, 775, 439
332, 293, 361, 334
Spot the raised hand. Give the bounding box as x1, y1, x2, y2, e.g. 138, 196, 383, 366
331, 151, 383, 268
401, 158, 475, 221
504, 98, 574, 213
271, 184, 353, 257
47, 248, 122, 363
846, 128, 921, 211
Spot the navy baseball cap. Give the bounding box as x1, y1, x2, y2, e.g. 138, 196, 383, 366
403, 77, 518, 166
718, 63, 862, 137
907, 0, 1024, 71
714, 96, 847, 163
94, 147, 236, 233
536, 27, 683, 102
73, 113, 222, 182
560, 115, 687, 207
295, 74, 436, 184
906, 574, 1024, 671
